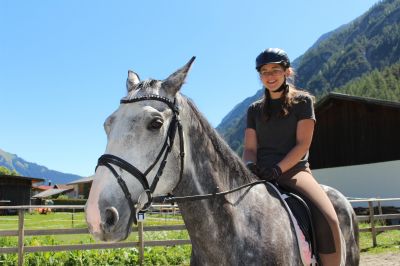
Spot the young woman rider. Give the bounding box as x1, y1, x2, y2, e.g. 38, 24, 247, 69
242, 48, 342, 266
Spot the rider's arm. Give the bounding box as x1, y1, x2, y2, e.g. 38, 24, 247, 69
242, 128, 257, 165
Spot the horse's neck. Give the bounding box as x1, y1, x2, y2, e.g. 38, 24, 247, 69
174, 100, 274, 228
176, 100, 255, 196
171, 100, 301, 264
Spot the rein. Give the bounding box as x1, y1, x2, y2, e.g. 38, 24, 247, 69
153, 180, 269, 203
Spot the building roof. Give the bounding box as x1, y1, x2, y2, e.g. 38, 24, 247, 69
0, 174, 45, 183
32, 188, 73, 198
316, 92, 400, 110
32, 185, 53, 191
68, 175, 94, 185
54, 184, 74, 190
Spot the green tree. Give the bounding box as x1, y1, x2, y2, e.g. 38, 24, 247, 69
335, 62, 400, 101
0, 166, 18, 176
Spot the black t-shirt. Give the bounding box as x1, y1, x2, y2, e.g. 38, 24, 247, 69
246, 93, 316, 169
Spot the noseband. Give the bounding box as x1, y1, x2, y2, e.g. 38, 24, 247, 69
96, 94, 184, 225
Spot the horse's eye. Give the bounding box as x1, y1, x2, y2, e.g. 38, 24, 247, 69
148, 118, 163, 130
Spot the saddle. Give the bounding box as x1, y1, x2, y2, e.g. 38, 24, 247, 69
267, 182, 319, 266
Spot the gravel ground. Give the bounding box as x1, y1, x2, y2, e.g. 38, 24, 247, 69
360, 252, 400, 265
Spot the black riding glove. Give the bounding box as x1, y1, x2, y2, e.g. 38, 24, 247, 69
246, 162, 259, 176
259, 165, 282, 182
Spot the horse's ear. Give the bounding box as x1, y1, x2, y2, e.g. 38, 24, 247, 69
162, 56, 196, 95
126, 70, 140, 93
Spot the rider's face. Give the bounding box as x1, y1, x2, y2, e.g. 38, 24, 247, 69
259, 64, 288, 94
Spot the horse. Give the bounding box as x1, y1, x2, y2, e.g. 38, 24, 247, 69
85, 57, 360, 265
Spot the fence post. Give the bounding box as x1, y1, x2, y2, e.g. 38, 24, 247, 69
72, 208, 75, 228
138, 221, 144, 265
17, 209, 25, 266
368, 200, 377, 247
377, 198, 383, 224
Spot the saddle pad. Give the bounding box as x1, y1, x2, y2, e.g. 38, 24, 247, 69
267, 182, 318, 266
284, 194, 313, 243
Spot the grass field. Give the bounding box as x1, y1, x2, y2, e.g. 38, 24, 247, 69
358, 222, 400, 254
0, 211, 399, 265
0, 211, 191, 265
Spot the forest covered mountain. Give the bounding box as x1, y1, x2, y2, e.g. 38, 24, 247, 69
0, 148, 82, 184
296, 0, 400, 93
217, 0, 400, 154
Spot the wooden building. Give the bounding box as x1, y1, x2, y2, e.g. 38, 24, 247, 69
0, 174, 44, 206
67, 175, 93, 199
309, 92, 400, 169
308, 93, 400, 202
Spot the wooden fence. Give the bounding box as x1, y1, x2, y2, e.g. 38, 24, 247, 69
0, 205, 189, 266
348, 197, 400, 247
1, 198, 400, 265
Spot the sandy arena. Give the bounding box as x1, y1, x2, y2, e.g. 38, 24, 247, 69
360, 252, 400, 266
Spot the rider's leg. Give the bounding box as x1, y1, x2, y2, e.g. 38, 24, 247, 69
279, 169, 342, 266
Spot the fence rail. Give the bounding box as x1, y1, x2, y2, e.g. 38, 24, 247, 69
1, 198, 400, 265
348, 197, 400, 247
0, 205, 189, 266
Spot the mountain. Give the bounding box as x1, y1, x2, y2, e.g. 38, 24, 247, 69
217, 0, 400, 153
0, 148, 82, 184
295, 0, 400, 94
216, 89, 264, 154
335, 62, 400, 100
291, 23, 348, 69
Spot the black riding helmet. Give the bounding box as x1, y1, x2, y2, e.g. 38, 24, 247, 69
255, 48, 290, 71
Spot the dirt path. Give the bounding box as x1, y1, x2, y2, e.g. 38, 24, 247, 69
360, 252, 400, 265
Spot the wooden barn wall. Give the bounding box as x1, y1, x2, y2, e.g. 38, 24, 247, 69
0, 178, 32, 205
309, 99, 400, 169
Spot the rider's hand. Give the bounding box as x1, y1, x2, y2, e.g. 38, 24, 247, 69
259, 165, 282, 183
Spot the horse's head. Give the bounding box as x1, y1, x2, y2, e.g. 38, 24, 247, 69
85, 57, 195, 242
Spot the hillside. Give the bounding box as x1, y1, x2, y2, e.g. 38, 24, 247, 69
216, 89, 263, 154
217, 0, 400, 154
296, 0, 400, 94
334, 62, 400, 99
0, 148, 82, 184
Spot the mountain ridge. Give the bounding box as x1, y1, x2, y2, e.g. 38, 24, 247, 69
0, 148, 82, 184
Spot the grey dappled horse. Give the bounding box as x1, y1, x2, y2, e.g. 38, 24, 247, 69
85, 58, 360, 265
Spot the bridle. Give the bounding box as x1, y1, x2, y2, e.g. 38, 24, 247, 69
95, 93, 269, 228
96, 94, 185, 226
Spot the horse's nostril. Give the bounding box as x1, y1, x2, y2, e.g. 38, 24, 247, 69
103, 207, 119, 231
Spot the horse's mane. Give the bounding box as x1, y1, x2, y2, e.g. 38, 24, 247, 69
182, 95, 253, 184
124, 79, 253, 185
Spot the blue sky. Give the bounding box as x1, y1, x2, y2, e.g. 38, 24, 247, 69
0, 0, 380, 178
